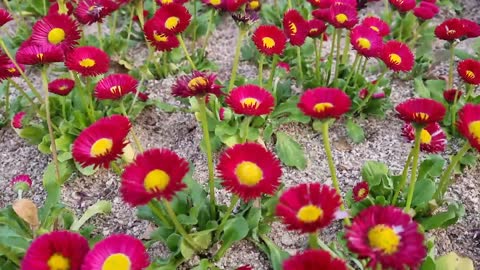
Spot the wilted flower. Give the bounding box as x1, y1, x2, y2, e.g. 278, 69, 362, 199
172, 70, 222, 98
11, 174, 32, 193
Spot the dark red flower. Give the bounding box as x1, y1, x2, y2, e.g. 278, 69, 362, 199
75, 0, 118, 25
389, 0, 416, 12
434, 18, 466, 41
413, 1, 439, 21
283, 9, 309, 46
307, 0, 332, 8
172, 70, 222, 97
307, 19, 327, 38
48, 78, 75, 96
144, 17, 179, 52
12, 111, 26, 129
226, 84, 275, 116
283, 250, 347, 270
443, 89, 463, 103
460, 19, 480, 38
65, 46, 110, 76
0, 8, 13, 27
298, 87, 351, 119
380, 40, 414, 72
252, 25, 287, 55
95, 73, 138, 100
395, 98, 446, 125
353, 181, 369, 201
223, 0, 249, 12
312, 8, 331, 22
16, 43, 64, 65
152, 3, 191, 34
350, 25, 383, 58
329, 3, 358, 29
0, 61, 24, 81
236, 265, 253, 270
361, 16, 390, 37
457, 104, 480, 152
457, 59, 480, 85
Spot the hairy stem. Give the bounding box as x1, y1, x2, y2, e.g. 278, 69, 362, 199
178, 34, 197, 70
404, 127, 422, 211
391, 149, 414, 205
228, 28, 247, 91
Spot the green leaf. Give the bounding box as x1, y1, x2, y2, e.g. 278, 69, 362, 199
216, 217, 249, 260
275, 132, 307, 170
70, 200, 112, 231
419, 203, 465, 230
19, 125, 45, 144
346, 119, 365, 143
261, 236, 289, 270
74, 162, 98, 176
180, 239, 195, 260
411, 179, 435, 207
166, 233, 181, 252
42, 160, 74, 186
361, 161, 389, 186
417, 155, 445, 181
425, 80, 446, 102
414, 77, 430, 98
435, 252, 474, 270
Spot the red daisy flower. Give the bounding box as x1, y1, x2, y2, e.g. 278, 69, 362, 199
283, 250, 347, 270
95, 73, 138, 100
121, 148, 189, 206
283, 9, 309, 46
21, 231, 90, 270
252, 25, 287, 55
395, 98, 446, 125
172, 70, 222, 98
277, 61, 290, 73
202, 0, 224, 9
361, 16, 390, 37
152, 3, 191, 35
350, 25, 383, 58
156, 0, 189, 5
65, 46, 110, 77
460, 19, 480, 39
0, 61, 24, 80
48, 2, 75, 16
12, 111, 26, 129
434, 18, 466, 41
81, 234, 149, 270
380, 40, 414, 72
75, 0, 118, 25
72, 115, 131, 169
443, 89, 463, 104
307, 0, 332, 9
312, 8, 330, 22
389, 0, 415, 12
359, 88, 386, 100
334, 0, 357, 7
346, 206, 426, 270
133, 89, 149, 101
11, 174, 32, 193
0, 8, 13, 27
329, 3, 358, 29
144, 17, 180, 52
16, 43, 64, 65
413, 1, 439, 21
225, 84, 275, 116
457, 104, 480, 151
276, 183, 341, 233
217, 143, 282, 201
48, 78, 75, 96
353, 181, 369, 202
31, 14, 81, 51
236, 265, 253, 270
298, 87, 351, 119
457, 59, 480, 85
307, 19, 327, 38
402, 122, 446, 153
223, 0, 249, 12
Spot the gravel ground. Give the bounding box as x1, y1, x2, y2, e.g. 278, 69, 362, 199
1, 1, 479, 269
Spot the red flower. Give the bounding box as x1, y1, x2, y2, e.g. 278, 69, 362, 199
48, 78, 75, 96
252, 25, 287, 55
434, 18, 466, 41
457, 104, 480, 151
202, 0, 224, 9
283, 9, 309, 46
133, 89, 149, 101
236, 265, 253, 270
389, 0, 416, 12
307, 19, 327, 38
0, 8, 13, 27
11, 174, 32, 193
359, 88, 386, 100
277, 61, 290, 73
457, 59, 480, 85
353, 181, 369, 201
223, 0, 249, 12
0, 61, 24, 81
75, 0, 118, 25
283, 250, 347, 270
312, 8, 330, 22
346, 206, 426, 270
144, 17, 179, 52
298, 87, 351, 119
307, 0, 332, 8
72, 115, 131, 169
276, 183, 341, 233
226, 84, 275, 116
443, 89, 462, 103
350, 25, 383, 58
65, 46, 110, 77
156, 0, 189, 6
380, 40, 414, 72
12, 111, 26, 129
361, 16, 390, 37
81, 234, 149, 270
402, 122, 446, 153
217, 143, 282, 201
329, 3, 358, 29
95, 73, 138, 100
16, 43, 64, 65
395, 98, 446, 125
21, 231, 90, 270
31, 14, 81, 51
152, 3, 191, 34
413, 1, 439, 21
172, 70, 222, 98
460, 19, 480, 39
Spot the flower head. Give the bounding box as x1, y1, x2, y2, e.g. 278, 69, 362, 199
81, 234, 149, 270
252, 25, 287, 55
72, 115, 131, 169
121, 148, 189, 206
346, 206, 426, 269
48, 78, 75, 96
283, 250, 347, 270
11, 174, 32, 193
380, 40, 414, 72
460, 19, 480, 39
152, 3, 191, 34
307, 0, 332, 8
217, 143, 282, 201
0, 61, 24, 81
350, 25, 383, 58
0, 8, 13, 27
236, 265, 253, 270
353, 181, 369, 202
144, 17, 179, 52
413, 1, 439, 21
21, 231, 90, 270
202, 0, 224, 9
457, 104, 480, 151
95, 73, 138, 100
31, 14, 81, 51
361, 16, 390, 37
226, 84, 275, 116
283, 9, 309, 46
172, 70, 222, 98
156, 0, 189, 6
389, 0, 416, 12
75, 0, 118, 25
443, 89, 462, 104
434, 18, 466, 41
276, 183, 341, 233
395, 98, 446, 125
298, 87, 351, 119
223, 0, 249, 12
457, 59, 480, 85
329, 3, 358, 29
12, 111, 26, 129
402, 122, 446, 153
65, 46, 110, 76
307, 19, 327, 38
16, 43, 64, 65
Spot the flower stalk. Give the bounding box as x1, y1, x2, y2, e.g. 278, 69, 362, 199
177, 34, 197, 70
163, 199, 202, 251
448, 42, 457, 89
214, 195, 240, 240
228, 28, 247, 91
392, 149, 414, 205
267, 54, 279, 91
404, 127, 422, 211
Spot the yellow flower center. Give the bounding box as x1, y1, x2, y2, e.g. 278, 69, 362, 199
79, 58, 96, 68
154, 32, 168, 42
357, 38, 371, 50
110, 85, 122, 94
414, 112, 429, 121
466, 70, 475, 79
165, 16, 179, 30
235, 161, 263, 186
297, 205, 323, 223
161, 0, 174, 3
370, 26, 380, 32
210, 0, 221, 5
420, 129, 432, 144
37, 53, 44, 61
144, 169, 170, 193
288, 22, 297, 34
389, 53, 402, 65
188, 76, 208, 91
309, 28, 318, 34
90, 138, 113, 157
336, 13, 348, 24
59, 86, 68, 91
357, 188, 367, 198
102, 253, 131, 270
7, 67, 16, 73
47, 253, 70, 270
249, 0, 260, 9
313, 102, 333, 113
48, 28, 66, 45
262, 37, 275, 49
468, 120, 480, 141
447, 29, 456, 35
367, 224, 400, 255
241, 97, 260, 109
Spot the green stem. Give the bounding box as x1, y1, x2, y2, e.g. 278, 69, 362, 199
7, 79, 36, 107
110, 10, 119, 44
333, 29, 342, 85
164, 199, 202, 251
135, 0, 146, 27
465, 83, 474, 101
201, 9, 216, 57
258, 54, 265, 87
120, 101, 144, 152
0, 243, 20, 266
341, 33, 350, 64
241, 116, 252, 143
163, 52, 169, 77
433, 143, 471, 202
267, 54, 279, 91
97, 23, 104, 49
391, 149, 414, 205
56, 0, 68, 14
308, 233, 320, 248
228, 28, 247, 91
354, 69, 387, 115
326, 29, 337, 84
404, 127, 422, 211
314, 39, 321, 82
43, 0, 47, 15
321, 121, 350, 225
296, 46, 304, 84
4, 80, 10, 116
448, 43, 457, 89
177, 34, 197, 70
191, 0, 197, 49
360, 57, 368, 76
61, 96, 67, 120
214, 195, 240, 239
148, 200, 173, 227
110, 162, 123, 175
84, 77, 96, 123
124, 6, 135, 56
344, 53, 361, 87
384, 0, 392, 24
197, 96, 216, 218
